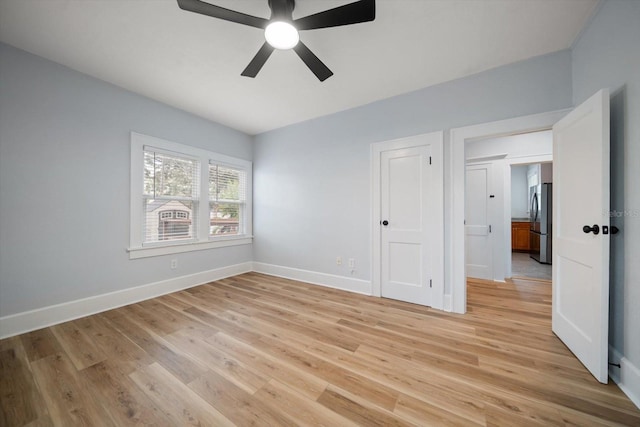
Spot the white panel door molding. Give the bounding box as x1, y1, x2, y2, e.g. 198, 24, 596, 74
465, 163, 493, 280
380, 146, 432, 305
371, 133, 443, 309
552, 89, 610, 383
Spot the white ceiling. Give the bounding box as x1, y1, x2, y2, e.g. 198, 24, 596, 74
0, 0, 598, 135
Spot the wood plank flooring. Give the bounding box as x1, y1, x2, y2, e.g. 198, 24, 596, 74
2, 273, 639, 426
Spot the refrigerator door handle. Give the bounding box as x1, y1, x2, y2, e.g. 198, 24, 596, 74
530, 195, 535, 220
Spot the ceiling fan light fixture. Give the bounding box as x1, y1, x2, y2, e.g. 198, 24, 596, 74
264, 21, 299, 50
177, 0, 376, 80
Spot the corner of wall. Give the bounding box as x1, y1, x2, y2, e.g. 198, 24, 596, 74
569, 0, 606, 52
609, 345, 640, 409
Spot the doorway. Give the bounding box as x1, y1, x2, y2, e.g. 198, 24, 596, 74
454, 91, 611, 383
511, 163, 552, 280
464, 131, 553, 283
450, 109, 568, 313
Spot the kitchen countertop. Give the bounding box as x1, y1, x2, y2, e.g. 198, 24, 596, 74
512, 218, 531, 222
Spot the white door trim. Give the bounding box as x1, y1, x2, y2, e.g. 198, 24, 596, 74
449, 109, 570, 313
371, 132, 444, 309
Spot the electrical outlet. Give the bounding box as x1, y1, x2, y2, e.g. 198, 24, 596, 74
336, 256, 342, 266
348, 258, 355, 268
170, 259, 178, 269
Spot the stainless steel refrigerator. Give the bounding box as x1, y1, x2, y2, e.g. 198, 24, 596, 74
530, 183, 552, 264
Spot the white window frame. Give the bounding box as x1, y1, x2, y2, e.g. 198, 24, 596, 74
129, 132, 252, 259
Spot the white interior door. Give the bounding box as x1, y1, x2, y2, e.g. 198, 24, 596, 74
465, 163, 493, 280
552, 89, 610, 383
381, 145, 433, 306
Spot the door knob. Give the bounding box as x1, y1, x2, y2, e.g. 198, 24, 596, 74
583, 224, 600, 235
381, 220, 389, 226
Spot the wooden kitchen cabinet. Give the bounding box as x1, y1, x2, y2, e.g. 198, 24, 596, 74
512, 221, 531, 252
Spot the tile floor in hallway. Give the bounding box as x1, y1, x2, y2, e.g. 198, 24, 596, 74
512, 251, 552, 280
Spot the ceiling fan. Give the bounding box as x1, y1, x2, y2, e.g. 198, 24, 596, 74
177, 0, 376, 81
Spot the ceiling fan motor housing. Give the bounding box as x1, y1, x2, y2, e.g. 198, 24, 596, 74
268, 0, 295, 20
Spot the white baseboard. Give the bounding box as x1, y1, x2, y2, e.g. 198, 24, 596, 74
0, 262, 371, 339
252, 262, 372, 296
609, 345, 640, 409
443, 294, 453, 312
0, 262, 252, 339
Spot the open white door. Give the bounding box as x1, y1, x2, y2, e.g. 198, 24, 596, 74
465, 163, 493, 280
552, 89, 610, 383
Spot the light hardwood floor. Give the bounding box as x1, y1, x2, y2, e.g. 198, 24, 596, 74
2, 273, 639, 426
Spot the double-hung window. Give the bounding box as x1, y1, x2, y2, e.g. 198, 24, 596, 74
143, 149, 199, 244
209, 163, 247, 237
130, 133, 252, 258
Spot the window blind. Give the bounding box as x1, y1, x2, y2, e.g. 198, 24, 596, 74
142, 148, 200, 243
209, 163, 246, 236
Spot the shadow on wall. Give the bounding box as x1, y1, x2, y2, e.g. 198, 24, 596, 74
609, 87, 625, 353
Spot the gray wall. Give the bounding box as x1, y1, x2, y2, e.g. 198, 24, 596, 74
253, 50, 572, 288
572, 0, 640, 376
511, 165, 529, 219
0, 43, 253, 317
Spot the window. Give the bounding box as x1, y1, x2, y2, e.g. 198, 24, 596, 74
209, 163, 246, 236
143, 149, 199, 244
129, 133, 252, 259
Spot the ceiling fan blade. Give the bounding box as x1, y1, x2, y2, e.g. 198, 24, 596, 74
293, 42, 333, 81
294, 0, 375, 30
177, 0, 269, 29
241, 43, 275, 78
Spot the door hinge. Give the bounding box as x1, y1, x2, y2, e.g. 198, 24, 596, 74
430, 279, 432, 288
429, 156, 432, 165
489, 225, 492, 233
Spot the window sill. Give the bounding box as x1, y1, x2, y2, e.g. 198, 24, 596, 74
128, 236, 252, 259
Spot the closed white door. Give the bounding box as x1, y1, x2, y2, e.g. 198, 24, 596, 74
552, 89, 610, 383
380, 145, 434, 306
465, 163, 493, 280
